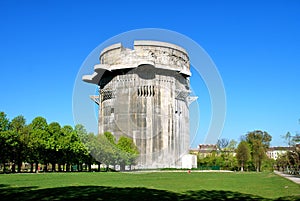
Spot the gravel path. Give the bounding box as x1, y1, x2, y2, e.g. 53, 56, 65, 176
274, 170, 300, 184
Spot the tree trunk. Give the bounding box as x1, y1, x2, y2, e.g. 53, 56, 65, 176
58, 164, 62, 172
12, 163, 16, 173
52, 163, 55, 171
257, 160, 261, 172
88, 163, 92, 172
30, 163, 34, 173
3, 161, 6, 173
35, 161, 39, 173
17, 160, 22, 173
241, 162, 244, 172
98, 162, 101, 172
120, 163, 125, 172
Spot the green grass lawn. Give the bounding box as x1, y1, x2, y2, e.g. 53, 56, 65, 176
0, 171, 299, 200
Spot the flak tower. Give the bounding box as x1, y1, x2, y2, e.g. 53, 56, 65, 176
83, 40, 196, 169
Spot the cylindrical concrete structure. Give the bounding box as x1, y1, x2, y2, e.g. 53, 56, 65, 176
83, 40, 193, 168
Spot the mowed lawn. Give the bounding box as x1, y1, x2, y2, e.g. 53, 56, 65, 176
0, 171, 299, 200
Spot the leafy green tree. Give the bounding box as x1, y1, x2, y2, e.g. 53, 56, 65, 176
0, 111, 10, 132
287, 150, 299, 173
117, 136, 139, 170
117, 136, 139, 154
227, 139, 237, 152
89, 133, 116, 171
104, 131, 116, 145
262, 157, 275, 172
28, 116, 48, 172
0, 130, 19, 172
10, 115, 27, 173
55, 125, 71, 171
276, 147, 300, 174
0, 112, 10, 171
197, 150, 238, 171
276, 153, 289, 171
74, 124, 92, 171
62, 125, 88, 171
47, 122, 62, 171
10, 115, 26, 132
86, 132, 140, 171
91, 132, 120, 171
245, 130, 272, 172
0, 113, 103, 173
30, 116, 48, 130
75, 124, 88, 144
236, 141, 250, 171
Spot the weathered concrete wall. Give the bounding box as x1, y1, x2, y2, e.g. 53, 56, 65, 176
83, 41, 192, 168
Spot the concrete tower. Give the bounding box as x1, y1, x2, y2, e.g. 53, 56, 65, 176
83, 40, 196, 169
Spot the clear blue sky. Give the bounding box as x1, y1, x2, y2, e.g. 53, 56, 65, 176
0, 0, 299, 147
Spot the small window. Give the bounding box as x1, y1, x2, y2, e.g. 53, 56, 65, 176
111, 108, 114, 113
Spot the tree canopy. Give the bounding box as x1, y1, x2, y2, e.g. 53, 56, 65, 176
245, 130, 272, 172
236, 141, 251, 171
0, 111, 139, 173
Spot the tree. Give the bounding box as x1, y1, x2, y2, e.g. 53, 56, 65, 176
245, 130, 272, 172
217, 138, 229, 151
227, 139, 237, 152
0, 112, 10, 171
30, 116, 48, 130
282, 132, 292, 147
0, 112, 10, 132
90, 133, 118, 171
117, 136, 139, 170
104, 131, 116, 145
10, 115, 27, 173
236, 141, 250, 171
74, 124, 91, 171
28, 116, 48, 172
56, 125, 72, 171
117, 136, 139, 154
75, 124, 88, 144
292, 133, 300, 144
87, 132, 140, 171
10, 115, 26, 132
47, 122, 62, 171
0, 113, 101, 173
0, 130, 18, 172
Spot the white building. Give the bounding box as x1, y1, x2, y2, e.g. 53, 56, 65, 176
266, 147, 293, 160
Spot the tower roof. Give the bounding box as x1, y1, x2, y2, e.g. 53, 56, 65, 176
82, 40, 191, 84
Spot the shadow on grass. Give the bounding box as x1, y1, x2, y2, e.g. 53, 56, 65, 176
0, 184, 299, 201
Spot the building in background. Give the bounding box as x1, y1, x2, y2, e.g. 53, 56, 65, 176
266, 146, 294, 160
196, 144, 218, 158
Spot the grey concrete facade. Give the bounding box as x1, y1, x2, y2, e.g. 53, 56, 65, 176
83, 40, 195, 168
